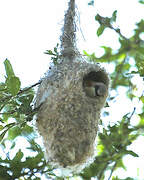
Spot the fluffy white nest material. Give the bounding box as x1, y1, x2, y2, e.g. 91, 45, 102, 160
35, 56, 109, 171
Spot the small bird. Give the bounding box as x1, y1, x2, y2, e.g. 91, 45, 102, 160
83, 80, 107, 98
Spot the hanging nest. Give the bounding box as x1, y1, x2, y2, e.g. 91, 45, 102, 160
34, 0, 110, 173
35, 57, 109, 170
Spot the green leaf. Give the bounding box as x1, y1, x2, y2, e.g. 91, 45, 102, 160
111, 10, 117, 22
123, 63, 131, 71
88, 0, 94, 6
95, 14, 101, 21
116, 159, 126, 170
139, 0, 144, 4
13, 149, 24, 161
125, 150, 139, 157
8, 126, 21, 140
0, 129, 9, 142
22, 124, 34, 135
139, 96, 144, 103
0, 125, 4, 131
6, 76, 21, 96
10, 142, 16, 149
97, 25, 105, 36
83, 50, 90, 56
137, 116, 144, 128
44, 50, 53, 55
4, 59, 15, 78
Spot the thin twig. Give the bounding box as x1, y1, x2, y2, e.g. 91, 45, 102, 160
128, 107, 136, 121
0, 102, 43, 121
18, 80, 42, 95
0, 80, 42, 103
108, 161, 117, 180
0, 109, 17, 115
98, 162, 109, 180
110, 25, 127, 40
112, 57, 127, 88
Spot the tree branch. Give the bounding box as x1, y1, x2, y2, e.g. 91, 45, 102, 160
18, 80, 42, 95
0, 80, 42, 103
110, 25, 127, 40
108, 161, 117, 180
98, 162, 109, 180
112, 57, 127, 88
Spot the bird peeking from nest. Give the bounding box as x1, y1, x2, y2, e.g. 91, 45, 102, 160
83, 80, 107, 98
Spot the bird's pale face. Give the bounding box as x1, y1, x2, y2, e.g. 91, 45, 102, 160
83, 80, 107, 97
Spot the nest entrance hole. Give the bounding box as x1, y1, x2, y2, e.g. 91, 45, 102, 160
83, 71, 108, 85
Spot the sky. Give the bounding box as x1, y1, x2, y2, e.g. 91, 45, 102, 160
0, 0, 144, 179
0, 0, 143, 86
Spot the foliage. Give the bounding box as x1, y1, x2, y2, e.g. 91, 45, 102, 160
0, 59, 51, 179
95, 11, 117, 37
80, 108, 144, 180
0, 1, 144, 180
139, 0, 144, 4
88, 0, 94, 6
0, 141, 53, 180
45, 43, 60, 65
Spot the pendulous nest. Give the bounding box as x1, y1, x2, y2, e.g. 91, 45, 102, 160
35, 56, 109, 171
